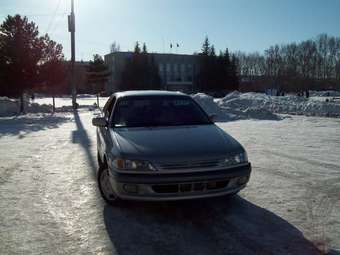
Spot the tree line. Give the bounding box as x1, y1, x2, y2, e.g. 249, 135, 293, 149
120, 42, 161, 91
198, 36, 239, 93
119, 37, 239, 93
235, 34, 340, 91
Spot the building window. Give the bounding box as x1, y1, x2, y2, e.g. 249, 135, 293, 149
177, 63, 184, 81
187, 64, 193, 72
158, 63, 164, 73
181, 64, 186, 82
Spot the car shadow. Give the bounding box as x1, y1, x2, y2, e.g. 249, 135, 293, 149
103, 196, 324, 255
71, 110, 97, 178
0, 114, 70, 138
329, 250, 340, 255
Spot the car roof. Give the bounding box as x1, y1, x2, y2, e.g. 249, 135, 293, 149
112, 90, 188, 99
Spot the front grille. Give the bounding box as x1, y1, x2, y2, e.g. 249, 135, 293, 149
156, 159, 224, 170
151, 179, 229, 194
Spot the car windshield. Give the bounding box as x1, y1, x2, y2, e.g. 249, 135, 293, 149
113, 96, 212, 127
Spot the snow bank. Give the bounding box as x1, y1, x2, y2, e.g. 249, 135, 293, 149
0, 97, 52, 116
0, 97, 19, 117
193, 93, 282, 121
193, 92, 340, 121
27, 103, 52, 113
192, 93, 234, 121
310, 90, 340, 97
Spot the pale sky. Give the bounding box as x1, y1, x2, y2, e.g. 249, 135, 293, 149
1, 0, 340, 61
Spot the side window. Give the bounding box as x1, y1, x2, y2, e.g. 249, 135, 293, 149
103, 96, 116, 121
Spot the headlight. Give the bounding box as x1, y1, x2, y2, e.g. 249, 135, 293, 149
113, 158, 157, 171
234, 152, 248, 164
223, 152, 248, 166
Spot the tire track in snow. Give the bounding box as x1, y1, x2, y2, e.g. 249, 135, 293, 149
262, 150, 340, 172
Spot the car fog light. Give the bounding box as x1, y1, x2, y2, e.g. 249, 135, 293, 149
123, 184, 138, 193
238, 176, 249, 185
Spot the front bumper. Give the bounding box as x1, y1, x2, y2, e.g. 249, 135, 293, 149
108, 163, 251, 201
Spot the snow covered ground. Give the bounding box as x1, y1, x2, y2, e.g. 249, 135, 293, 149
34, 95, 109, 108
0, 108, 339, 255
0, 95, 109, 117
2, 91, 340, 120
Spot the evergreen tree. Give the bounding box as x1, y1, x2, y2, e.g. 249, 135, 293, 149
223, 48, 232, 88
134, 41, 141, 54
230, 54, 239, 90
210, 45, 216, 56
201, 36, 210, 56
121, 43, 161, 90
87, 54, 110, 94
86, 54, 110, 107
224, 48, 231, 68
198, 37, 239, 93
0, 15, 64, 112
199, 37, 211, 90
142, 43, 147, 54
39, 34, 65, 111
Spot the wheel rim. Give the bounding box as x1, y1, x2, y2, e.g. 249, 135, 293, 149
100, 168, 117, 201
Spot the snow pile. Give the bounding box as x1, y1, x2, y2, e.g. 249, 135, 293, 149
0, 97, 52, 116
192, 93, 234, 121
193, 93, 281, 121
310, 90, 340, 97
232, 93, 340, 117
0, 97, 19, 117
193, 92, 340, 120
26, 103, 52, 113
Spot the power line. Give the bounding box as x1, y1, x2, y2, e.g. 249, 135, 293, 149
46, 32, 110, 49
48, 13, 68, 36
0, 13, 67, 18
48, 2, 69, 37
45, 0, 62, 35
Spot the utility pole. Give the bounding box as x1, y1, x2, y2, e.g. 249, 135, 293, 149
68, 0, 77, 109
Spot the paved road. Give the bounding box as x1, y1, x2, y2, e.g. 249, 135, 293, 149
0, 111, 339, 255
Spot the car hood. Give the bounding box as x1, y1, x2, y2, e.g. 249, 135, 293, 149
110, 124, 244, 162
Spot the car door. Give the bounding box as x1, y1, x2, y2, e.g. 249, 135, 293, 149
98, 96, 116, 163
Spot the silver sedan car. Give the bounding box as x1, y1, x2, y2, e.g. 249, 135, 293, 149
92, 90, 251, 205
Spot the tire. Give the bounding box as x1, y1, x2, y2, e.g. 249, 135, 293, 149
97, 151, 104, 168
97, 162, 121, 206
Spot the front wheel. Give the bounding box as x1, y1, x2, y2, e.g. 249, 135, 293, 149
98, 165, 120, 206
97, 151, 104, 168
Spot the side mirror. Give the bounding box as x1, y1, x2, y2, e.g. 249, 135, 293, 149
209, 114, 217, 122
92, 117, 107, 127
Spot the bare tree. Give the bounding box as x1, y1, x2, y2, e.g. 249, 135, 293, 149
235, 33, 340, 92
110, 41, 120, 53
